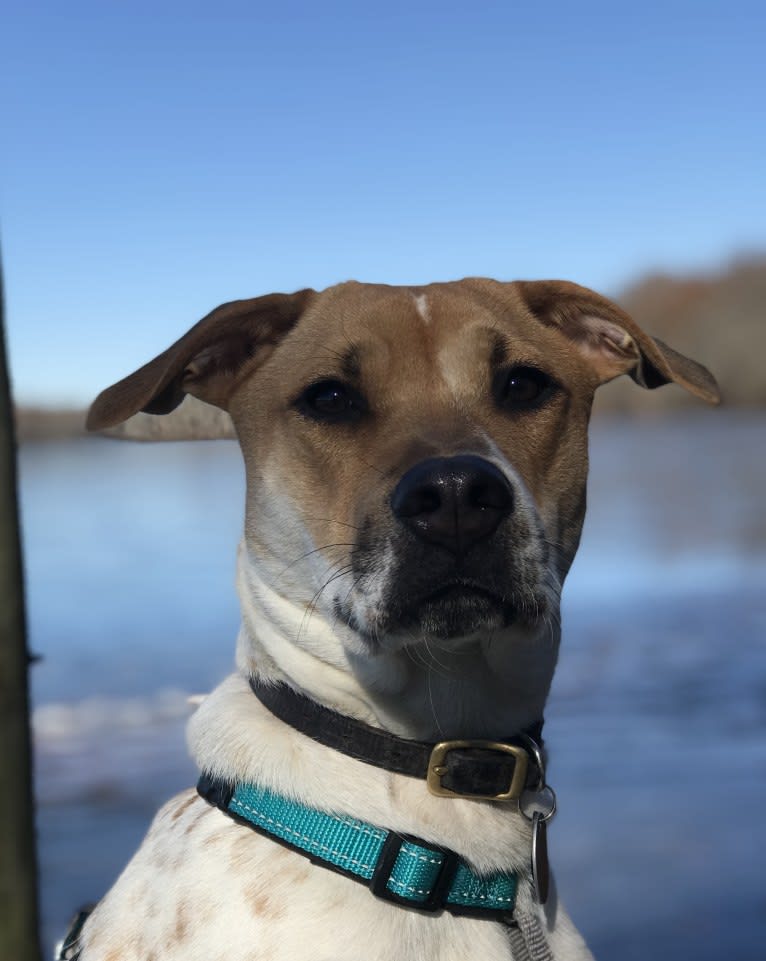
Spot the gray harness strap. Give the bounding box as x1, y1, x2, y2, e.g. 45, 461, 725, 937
506, 910, 556, 961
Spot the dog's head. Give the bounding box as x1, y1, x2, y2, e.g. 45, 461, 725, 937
89, 280, 719, 729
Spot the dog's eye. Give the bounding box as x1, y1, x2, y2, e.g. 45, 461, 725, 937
296, 380, 367, 423
494, 366, 557, 410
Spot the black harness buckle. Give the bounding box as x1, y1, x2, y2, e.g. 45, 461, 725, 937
369, 833, 459, 912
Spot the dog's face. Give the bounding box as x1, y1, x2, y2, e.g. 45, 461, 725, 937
89, 279, 719, 668
233, 282, 597, 651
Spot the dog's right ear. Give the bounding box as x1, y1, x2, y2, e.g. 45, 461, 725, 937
86, 289, 315, 431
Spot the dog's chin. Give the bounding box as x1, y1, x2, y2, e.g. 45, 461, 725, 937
334, 578, 550, 649
395, 585, 516, 641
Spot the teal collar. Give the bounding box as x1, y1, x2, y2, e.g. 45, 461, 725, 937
198, 774, 518, 919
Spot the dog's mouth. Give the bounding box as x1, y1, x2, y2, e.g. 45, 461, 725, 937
333, 510, 556, 645
388, 579, 518, 640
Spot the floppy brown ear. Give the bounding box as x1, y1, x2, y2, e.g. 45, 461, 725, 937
515, 279, 721, 404
86, 289, 316, 431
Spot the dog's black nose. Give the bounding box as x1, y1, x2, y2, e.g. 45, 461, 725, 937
391, 455, 514, 555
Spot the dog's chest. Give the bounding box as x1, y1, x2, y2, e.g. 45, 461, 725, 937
80, 791, 515, 961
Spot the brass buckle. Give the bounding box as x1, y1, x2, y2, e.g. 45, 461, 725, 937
426, 740, 529, 801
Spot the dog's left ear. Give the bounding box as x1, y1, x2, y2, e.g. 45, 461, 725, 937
515, 280, 721, 404
87, 289, 315, 431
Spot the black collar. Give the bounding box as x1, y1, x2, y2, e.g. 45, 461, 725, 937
249, 677, 544, 802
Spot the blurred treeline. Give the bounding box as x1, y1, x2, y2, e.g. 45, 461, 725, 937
15, 256, 765, 440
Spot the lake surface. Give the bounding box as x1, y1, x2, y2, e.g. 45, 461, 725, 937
19, 410, 766, 958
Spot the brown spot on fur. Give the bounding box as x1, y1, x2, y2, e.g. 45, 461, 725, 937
173, 901, 190, 942
282, 859, 312, 885
248, 888, 286, 920
203, 830, 227, 847
171, 794, 198, 822
249, 892, 271, 915
183, 807, 206, 836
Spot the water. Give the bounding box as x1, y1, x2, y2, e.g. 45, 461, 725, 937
19, 410, 766, 958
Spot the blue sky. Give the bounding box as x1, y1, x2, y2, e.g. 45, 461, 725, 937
2, 1, 764, 405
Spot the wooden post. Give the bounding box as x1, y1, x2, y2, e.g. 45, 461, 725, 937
0, 257, 43, 957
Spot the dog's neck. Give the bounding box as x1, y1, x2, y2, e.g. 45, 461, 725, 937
235, 542, 559, 741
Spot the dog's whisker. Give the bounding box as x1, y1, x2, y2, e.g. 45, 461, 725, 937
276, 543, 356, 579
357, 457, 386, 478
426, 666, 446, 738
421, 639, 454, 677
313, 343, 354, 365
300, 516, 364, 533
295, 560, 354, 643
336, 569, 370, 630
424, 644, 453, 682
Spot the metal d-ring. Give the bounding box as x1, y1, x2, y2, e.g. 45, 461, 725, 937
518, 733, 557, 823
518, 732, 546, 791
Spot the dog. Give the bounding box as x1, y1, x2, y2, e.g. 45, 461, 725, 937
65, 278, 719, 960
